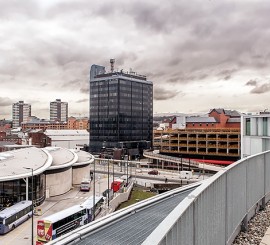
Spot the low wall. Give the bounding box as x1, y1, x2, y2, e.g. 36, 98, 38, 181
109, 182, 134, 212
45, 168, 72, 197
72, 164, 91, 185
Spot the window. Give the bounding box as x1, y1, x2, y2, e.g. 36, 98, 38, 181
263, 117, 268, 136
246, 118, 251, 136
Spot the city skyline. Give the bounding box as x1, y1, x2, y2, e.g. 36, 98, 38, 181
1, 0, 270, 119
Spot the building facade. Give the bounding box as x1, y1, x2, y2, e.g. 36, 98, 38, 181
21, 120, 68, 131
12, 101, 31, 128
50, 99, 68, 122
241, 112, 270, 158
68, 117, 89, 130
89, 63, 153, 156
153, 109, 241, 163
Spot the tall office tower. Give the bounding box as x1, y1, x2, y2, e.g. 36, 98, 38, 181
89, 61, 153, 156
50, 99, 68, 122
12, 101, 31, 128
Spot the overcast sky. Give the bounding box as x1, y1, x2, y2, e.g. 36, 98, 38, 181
1, 0, 270, 119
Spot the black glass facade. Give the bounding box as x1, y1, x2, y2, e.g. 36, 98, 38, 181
90, 69, 153, 154
0, 174, 46, 208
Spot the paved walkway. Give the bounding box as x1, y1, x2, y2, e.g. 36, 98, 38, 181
261, 227, 270, 245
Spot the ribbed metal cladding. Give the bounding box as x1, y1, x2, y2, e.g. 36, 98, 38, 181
194, 175, 226, 245
265, 152, 270, 195
246, 154, 264, 210
73, 189, 195, 245
226, 162, 247, 240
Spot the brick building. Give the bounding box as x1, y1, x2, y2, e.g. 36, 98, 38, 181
67, 117, 89, 130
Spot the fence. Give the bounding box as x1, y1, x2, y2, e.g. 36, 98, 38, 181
142, 150, 270, 245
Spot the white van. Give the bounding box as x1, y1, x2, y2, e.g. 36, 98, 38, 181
80, 179, 91, 191
180, 171, 193, 180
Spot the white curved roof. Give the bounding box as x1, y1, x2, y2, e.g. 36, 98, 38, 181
45, 147, 78, 170
0, 147, 93, 181
71, 149, 94, 167
0, 147, 52, 181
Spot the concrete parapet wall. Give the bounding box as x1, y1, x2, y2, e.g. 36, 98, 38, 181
109, 182, 134, 212
72, 165, 90, 185
46, 168, 72, 197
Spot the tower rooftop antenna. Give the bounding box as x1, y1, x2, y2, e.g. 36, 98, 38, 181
110, 59, 115, 73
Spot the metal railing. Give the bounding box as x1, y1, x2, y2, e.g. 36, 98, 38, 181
142, 150, 270, 245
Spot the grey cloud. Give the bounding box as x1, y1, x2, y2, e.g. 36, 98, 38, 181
2, 0, 270, 117
250, 83, 270, 94
246, 80, 258, 86
154, 87, 180, 101
76, 99, 88, 103
0, 0, 40, 19
217, 69, 237, 81
80, 86, 89, 94
0, 97, 13, 106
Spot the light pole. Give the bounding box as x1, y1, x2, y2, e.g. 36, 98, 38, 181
93, 158, 96, 221
24, 167, 34, 245
112, 157, 114, 185
107, 158, 110, 208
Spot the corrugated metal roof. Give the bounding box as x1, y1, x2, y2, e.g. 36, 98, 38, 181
186, 117, 216, 123
227, 118, 241, 123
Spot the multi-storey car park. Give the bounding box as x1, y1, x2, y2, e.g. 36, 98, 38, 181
153, 128, 240, 162
153, 108, 241, 165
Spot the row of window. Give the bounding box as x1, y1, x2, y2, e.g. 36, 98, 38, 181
5, 206, 31, 226
53, 209, 86, 230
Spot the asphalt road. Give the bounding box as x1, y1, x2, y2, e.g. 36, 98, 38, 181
0, 168, 206, 245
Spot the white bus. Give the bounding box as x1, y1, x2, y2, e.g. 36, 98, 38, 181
36, 196, 104, 244
0, 200, 32, 234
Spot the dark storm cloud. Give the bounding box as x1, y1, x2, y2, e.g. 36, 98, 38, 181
0, 97, 12, 106
154, 87, 180, 101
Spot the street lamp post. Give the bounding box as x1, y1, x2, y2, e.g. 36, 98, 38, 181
24, 167, 34, 245
93, 159, 96, 221
112, 157, 114, 184
126, 159, 128, 185
107, 158, 110, 208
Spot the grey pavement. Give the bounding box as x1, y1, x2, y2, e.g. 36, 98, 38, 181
261, 227, 270, 245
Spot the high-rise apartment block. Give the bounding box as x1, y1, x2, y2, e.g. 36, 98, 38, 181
50, 99, 68, 122
12, 101, 31, 128
89, 62, 153, 156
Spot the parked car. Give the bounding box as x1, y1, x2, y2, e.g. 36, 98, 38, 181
148, 170, 159, 175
